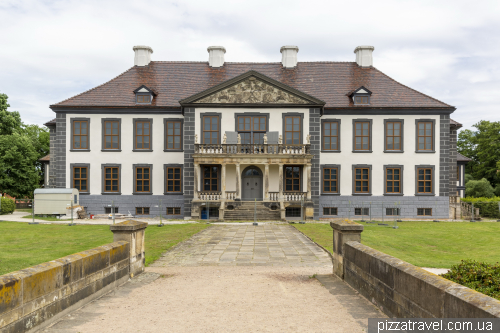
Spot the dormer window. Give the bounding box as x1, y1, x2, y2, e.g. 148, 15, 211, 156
351, 86, 372, 106
134, 85, 155, 105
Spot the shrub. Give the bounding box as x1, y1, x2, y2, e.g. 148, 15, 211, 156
441, 260, 500, 301
462, 197, 500, 218
464, 173, 474, 184
0, 197, 15, 214
465, 178, 495, 198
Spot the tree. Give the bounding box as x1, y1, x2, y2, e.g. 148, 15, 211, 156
0, 94, 22, 136
23, 124, 50, 185
465, 178, 495, 198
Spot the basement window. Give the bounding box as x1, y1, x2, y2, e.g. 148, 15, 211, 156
354, 208, 369, 215
417, 208, 432, 216
285, 207, 301, 217
323, 207, 338, 216
105, 207, 119, 214
167, 207, 181, 215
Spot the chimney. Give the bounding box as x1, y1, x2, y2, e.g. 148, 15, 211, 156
207, 46, 226, 67
280, 45, 299, 68
354, 46, 375, 67
133, 45, 153, 66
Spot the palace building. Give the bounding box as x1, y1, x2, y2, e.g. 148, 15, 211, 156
43, 45, 464, 220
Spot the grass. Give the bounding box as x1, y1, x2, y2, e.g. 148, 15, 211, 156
294, 221, 500, 268
0, 221, 208, 276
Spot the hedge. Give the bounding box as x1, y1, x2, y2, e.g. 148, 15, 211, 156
0, 197, 15, 214
462, 197, 500, 218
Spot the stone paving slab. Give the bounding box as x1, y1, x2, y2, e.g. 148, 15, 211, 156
150, 225, 332, 268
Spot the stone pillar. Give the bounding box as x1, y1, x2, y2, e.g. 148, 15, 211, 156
306, 164, 312, 199
278, 163, 285, 220
330, 220, 363, 279
193, 163, 199, 199
264, 164, 269, 201
220, 163, 226, 220
278, 164, 284, 198
235, 163, 241, 200
110, 220, 148, 277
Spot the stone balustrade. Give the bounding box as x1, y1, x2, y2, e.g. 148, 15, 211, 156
283, 192, 306, 202
194, 144, 310, 155
198, 191, 222, 201
269, 192, 279, 201
225, 191, 236, 200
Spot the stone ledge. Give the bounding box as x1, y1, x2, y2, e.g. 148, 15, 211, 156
330, 219, 364, 232
109, 220, 148, 231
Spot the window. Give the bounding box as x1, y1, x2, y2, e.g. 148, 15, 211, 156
105, 207, 119, 214
72, 120, 89, 150
355, 208, 369, 215
136, 94, 151, 104
417, 168, 433, 194
285, 207, 301, 217
353, 121, 371, 151
354, 167, 370, 194
135, 120, 151, 150
237, 115, 267, 144
323, 167, 338, 193
136, 207, 150, 215
284, 116, 301, 144
165, 120, 182, 150
202, 166, 219, 191
166, 167, 182, 193
167, 207, 181, 215
200, 207, 219, 218
73, 167, 88, 192
417, 208, 432, 216
385, 121, 402, 151
103, 120, 120, 150
385, 168, 401, 194
104, 167, 119, 192
386, 208, 400, 216
202, 116, 219, 144
416, 121, 434, 151
323, 207, 338, 216
323, 121, 339, 151
285, 166, 301, 192
135, 167, 151, 193
354, 96, 369, 104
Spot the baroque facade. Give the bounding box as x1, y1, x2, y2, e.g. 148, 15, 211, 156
44, 45, 463, 220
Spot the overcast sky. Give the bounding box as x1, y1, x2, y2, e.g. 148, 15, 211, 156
1, 0, 499, 130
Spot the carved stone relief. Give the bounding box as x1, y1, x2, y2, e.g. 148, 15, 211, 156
194, 77, 309, 104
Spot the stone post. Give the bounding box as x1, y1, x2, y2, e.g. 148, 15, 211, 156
278, 163, 285, 220
235, 163, 241, 200
110, 220, 148, 277
220, 163, 226, 220
193, 163, 199, 200
306, 164, 312, 200
264, 164, 269, 201
330, 220, 363, 279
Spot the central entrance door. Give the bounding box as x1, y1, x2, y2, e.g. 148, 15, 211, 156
241, 166, 263, 201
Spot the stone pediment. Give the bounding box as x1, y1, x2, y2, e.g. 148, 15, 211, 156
180, 70, 325, 106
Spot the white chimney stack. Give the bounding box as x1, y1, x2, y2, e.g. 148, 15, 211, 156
354, 46, 375, 67
207, 46, 226, 67
280, 45, 299, 68
133, 45, 153, 66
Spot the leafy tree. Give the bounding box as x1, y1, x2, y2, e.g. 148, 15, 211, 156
464, 173, 474, 184
23, 124, 50, 184
0, 94, 22, 136
465, 178, 495, 198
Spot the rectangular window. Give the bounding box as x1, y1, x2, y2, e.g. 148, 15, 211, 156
135, 167, 150, 193
104, 167, 119, 192
354, 168, 370, 193
354, 121, 370, 151
202, 166, 219, 191
73, 120, 89, 149
385, 168, 401, 194
323, 207, 338, 216
355, 96, 369, 104
136, 207, 150, 215
417, 122, 433, 151
323, 167, 338, 193
417, 208, 432, 216
385, 121, 401, 150
285, 207, 301, 217
167, 207, 181, 215
417, 168, 433, 193
105, 207, 119, 214
202, 116, 219, 144
135, 121, 151, 149
386, 208, 400, 216
166, 121, 182, 150
237, 116, 266, 144
73, 167, 88, 192
285, 166, 301, 192
284, 116, 301, 144
103, 120, 120, 149
166, 167, 182, 193
137, 95, 151, 103
354, 208, 369, 215
323, 121, 339, 150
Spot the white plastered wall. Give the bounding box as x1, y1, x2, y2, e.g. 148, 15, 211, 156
320, 114, 441, 196
66, 114, 184, 195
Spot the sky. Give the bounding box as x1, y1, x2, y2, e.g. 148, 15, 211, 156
1, 0, 499, 130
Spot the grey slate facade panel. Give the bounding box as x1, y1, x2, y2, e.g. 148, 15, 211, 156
183, 108, 195, 218
55, 113, 66, 188
309, 108, 321, 219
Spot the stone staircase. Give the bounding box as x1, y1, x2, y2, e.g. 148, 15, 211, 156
223, 202, 281, 221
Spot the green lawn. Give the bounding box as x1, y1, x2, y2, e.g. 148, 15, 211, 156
294, 221, 500, 268
0, 221, 208, 276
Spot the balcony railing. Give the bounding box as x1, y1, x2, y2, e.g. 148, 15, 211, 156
196, 191, 307, 202
194, 144, 311, 155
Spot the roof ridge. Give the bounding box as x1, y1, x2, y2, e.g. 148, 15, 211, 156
52, 66, 136, 106
373, 67, 453, 108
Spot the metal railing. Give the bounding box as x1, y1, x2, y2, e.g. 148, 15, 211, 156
194, 143, 311, 155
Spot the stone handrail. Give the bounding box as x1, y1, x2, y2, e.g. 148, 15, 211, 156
283, 192, 307, 202
225, 191, 236, 200
194, 144, 310, 155
198, 191, 222, 201
269, 192, 279, 201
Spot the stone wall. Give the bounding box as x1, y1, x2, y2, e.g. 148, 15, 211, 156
0, 220, 147, 333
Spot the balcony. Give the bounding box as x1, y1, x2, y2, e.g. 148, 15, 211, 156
196, 191, 308, 202
194, 143, 311, 156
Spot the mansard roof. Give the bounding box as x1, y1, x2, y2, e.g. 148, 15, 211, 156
51, 62, 454, 110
